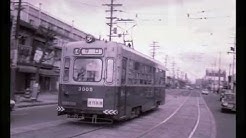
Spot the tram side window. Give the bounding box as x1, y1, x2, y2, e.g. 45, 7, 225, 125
160, 70, 166, 85
121, 58, 127, 84
63, 57, 70, 81
106, 58, 114, 83
127, 59, 134, 85
153, 67, 156, 85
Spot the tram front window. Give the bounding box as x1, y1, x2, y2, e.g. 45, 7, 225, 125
73, 58, 102, 82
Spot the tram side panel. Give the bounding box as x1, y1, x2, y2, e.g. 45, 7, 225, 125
126, 86, 158, 113
117, 50, 164, 116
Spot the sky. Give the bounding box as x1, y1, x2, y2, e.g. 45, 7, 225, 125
22, 0, 236, 82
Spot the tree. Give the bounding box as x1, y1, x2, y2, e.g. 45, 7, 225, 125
30, 25, 56, 100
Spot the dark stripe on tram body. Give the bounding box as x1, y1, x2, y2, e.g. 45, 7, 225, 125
58, 84, 165, 118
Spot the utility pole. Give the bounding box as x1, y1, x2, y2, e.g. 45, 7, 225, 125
213, 60, 217, 93
227, 37, 236, 90
10, 0, 22, 100
171, 61, 176, 88
164, 55, 168, 67
103, 0, 122, 41
177, 68, 179, 79
218, 52, 221, 93
172, 61, 176, 79
180, 71, 184, 80
176, 68, 180, 88
150, 41, 159, 59
228, 63, 231, 78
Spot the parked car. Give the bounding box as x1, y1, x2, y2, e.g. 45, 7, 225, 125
220, 88, 231, 101
201, 89, 209, 95
221, 90, 236, 112
10, 99, 15, 111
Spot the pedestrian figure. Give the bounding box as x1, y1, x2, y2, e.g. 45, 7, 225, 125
31, 82, 40, 101
77, 67, 86, 81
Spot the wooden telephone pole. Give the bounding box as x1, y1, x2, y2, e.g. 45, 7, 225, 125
10, 0, 22, 100
150, 41, 159, 59
103, 0, 122, 41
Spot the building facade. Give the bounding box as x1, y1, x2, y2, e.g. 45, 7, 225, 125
10, 1, 89, 93
203, 69, 227, 91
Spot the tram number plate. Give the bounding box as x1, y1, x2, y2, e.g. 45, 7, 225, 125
87, 98, 103, 108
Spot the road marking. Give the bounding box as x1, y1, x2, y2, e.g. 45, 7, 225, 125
11, 119, 68, 135
11, 112, 28, 116
201, 94, 217, 138
136, 91, 192, 138
188, 94, 201, 138
13, 104, 57, 111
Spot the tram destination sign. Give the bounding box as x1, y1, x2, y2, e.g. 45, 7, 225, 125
73, 48, 103, 55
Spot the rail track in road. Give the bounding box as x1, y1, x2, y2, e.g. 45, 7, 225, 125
11, 90, 215, 138
135, 92, 216, 138
135, 90, 196, 138
64, 89, 193, 138
67, 90, 196, 138
68, 126, 105, 138
51, 90, 193, 138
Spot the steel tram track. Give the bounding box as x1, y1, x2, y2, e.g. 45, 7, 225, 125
67, 125, 105, 138
67, 90, 194, 138
135, 91, 201, 138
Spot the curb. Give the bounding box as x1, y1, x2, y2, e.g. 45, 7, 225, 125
16, 102, 58, 108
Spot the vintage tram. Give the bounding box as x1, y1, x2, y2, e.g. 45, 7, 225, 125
57, 36, 166, 123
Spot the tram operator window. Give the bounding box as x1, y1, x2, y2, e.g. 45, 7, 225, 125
73, 58, 102, 82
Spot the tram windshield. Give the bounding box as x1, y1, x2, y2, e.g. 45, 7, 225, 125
73, 58, 102, 82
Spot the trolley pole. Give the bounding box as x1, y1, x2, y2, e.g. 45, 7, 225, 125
10, 0, 22, 100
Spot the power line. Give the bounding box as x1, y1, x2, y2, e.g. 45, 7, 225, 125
77, 2, 101, 8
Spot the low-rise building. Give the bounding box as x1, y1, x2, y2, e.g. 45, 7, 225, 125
10, 1, 90, 94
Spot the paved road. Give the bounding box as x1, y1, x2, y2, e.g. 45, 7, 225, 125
11, 89, 217, 138
11, 104, 66, 128
202, 92, 236, 138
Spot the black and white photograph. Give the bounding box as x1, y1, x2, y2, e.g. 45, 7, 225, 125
10, 0, 236, 138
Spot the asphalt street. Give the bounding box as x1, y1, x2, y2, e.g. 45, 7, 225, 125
10, 89, 235, 138
11, 104, 66, 128
202, 92, 236, 138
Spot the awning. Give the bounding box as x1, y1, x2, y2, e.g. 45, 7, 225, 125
18, 65, 36, 73
40, 69, 59, 76
18, 65, 59, 76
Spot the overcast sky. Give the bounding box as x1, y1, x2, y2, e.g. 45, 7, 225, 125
23, 0, 236, 82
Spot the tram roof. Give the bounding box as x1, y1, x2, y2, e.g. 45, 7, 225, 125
65, 39, 168, 71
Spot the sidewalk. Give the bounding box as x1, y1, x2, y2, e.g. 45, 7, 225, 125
14, 91, 58, 108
